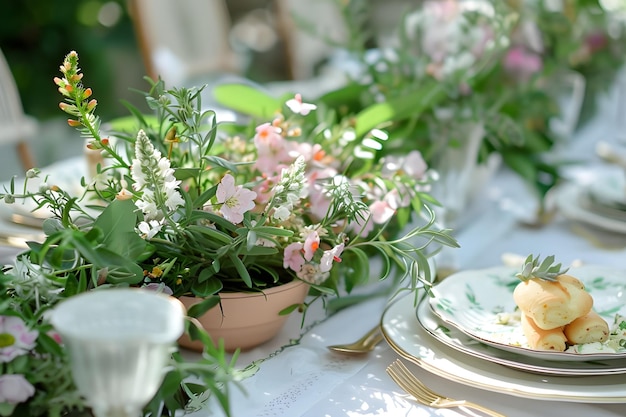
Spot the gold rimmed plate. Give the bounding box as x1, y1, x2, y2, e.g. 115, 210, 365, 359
381, 295, 626, 403
428, 265, 626, 361
416, 297, 626, 376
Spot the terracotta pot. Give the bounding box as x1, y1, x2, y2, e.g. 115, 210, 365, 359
178, 279, 309, 352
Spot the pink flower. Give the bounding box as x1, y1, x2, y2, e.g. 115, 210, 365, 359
503, 47, 543, 81
142, 282, 174, 295
303, 231, 320, 261
0, 316, 38, 363
285, 93, 317, 116
216, 174, 257, 224
369, 200, 395, 224
307, 182, 332, 221
283, 242, 305, 272
319, 243, 345, 273
254, 123, 289, 173
381, 151, 427, 180
0, 374, 35, 405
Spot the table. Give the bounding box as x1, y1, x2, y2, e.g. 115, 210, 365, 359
2, 92, 626, 417
195, 90, 626, 416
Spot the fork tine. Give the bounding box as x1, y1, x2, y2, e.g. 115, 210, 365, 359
386, 360, 507, 417
391, 360, 440, 403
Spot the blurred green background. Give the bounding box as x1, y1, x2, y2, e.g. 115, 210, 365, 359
1, 0, 145, 120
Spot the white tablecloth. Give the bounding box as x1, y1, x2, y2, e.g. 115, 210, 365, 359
2, 90, 626, 416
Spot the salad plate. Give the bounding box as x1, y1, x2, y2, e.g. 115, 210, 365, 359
429, 265, 626, 361
381, 295, 626, 403
416, 297, 626, 376
555, 182, 626, 234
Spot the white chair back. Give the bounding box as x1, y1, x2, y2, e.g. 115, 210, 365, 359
0, 48, 36, 170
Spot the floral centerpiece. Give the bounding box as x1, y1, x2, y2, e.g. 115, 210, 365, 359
0, 50, 456, 415
294, 0, 626, 211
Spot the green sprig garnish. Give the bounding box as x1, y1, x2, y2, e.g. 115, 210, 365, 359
515, 254, 569, 282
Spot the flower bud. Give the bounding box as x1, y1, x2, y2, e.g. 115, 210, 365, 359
116, 188, 133, 201
3, 194, 15, 204
67, 119, 81, 127
83, 87, 92, 98
86, 99, 97, 111
25, 168, 39, 179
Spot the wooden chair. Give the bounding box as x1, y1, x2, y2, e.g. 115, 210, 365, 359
0, 48, 36, 171
128, 0, 240, 87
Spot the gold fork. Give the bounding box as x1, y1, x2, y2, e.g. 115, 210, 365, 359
386, 360, 506, 417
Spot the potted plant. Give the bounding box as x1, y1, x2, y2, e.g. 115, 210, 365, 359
0, 49, 456, 413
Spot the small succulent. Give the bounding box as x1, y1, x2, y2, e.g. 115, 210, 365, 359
515, 254, 569, 282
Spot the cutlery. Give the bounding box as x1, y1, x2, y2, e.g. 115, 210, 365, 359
386, 359, 506, 417
596, 141, 626, 170
327, 325, 383, 354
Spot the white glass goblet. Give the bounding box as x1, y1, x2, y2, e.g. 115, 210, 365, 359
49, 288, 186, 417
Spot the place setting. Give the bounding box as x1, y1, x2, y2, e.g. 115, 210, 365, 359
555, 142, 626, 235
380, 254, 626, 403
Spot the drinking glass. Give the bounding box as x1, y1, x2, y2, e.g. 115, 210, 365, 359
50, 288, 186, 417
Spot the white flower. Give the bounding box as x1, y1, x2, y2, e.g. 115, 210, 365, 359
137, 220, 163, 239
285, 93, 317, 116
131, 130, 184, 221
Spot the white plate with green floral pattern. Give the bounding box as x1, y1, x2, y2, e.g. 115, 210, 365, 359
417, 297, 626, 375
429, 265, 626, 361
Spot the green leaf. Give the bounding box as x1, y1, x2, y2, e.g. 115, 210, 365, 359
186, 225, 233, 245
354, 81, 445, 137
228, 252, 252, 288
36, 332, 64, 357
94, 199, 146, 259
278, 303, 301, 315
213, 84, 282, 119
186, 295, 220, 318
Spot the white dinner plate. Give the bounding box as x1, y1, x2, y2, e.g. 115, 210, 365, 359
416, 297, 626, 376
556, 182, 626, 234
381, 295, 626, 403
587, 171, 626, 211
0, 156, 90, 227
429, 265, 626, 361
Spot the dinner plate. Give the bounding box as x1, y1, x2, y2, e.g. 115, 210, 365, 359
556, 182, 626, 234
0, 156, 89, 227
429, 265, 626, 361
587, 171, 626, 211
381, 295, 626, 403
416, 297, 626, 376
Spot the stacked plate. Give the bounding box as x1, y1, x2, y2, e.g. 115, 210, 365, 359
556, 170, 626, 234
381, 265, 626, 402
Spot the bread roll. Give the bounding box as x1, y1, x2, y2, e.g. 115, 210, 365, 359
513, 274, 593, 330
564, 310, 610, 345
520, 312, 568, 351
